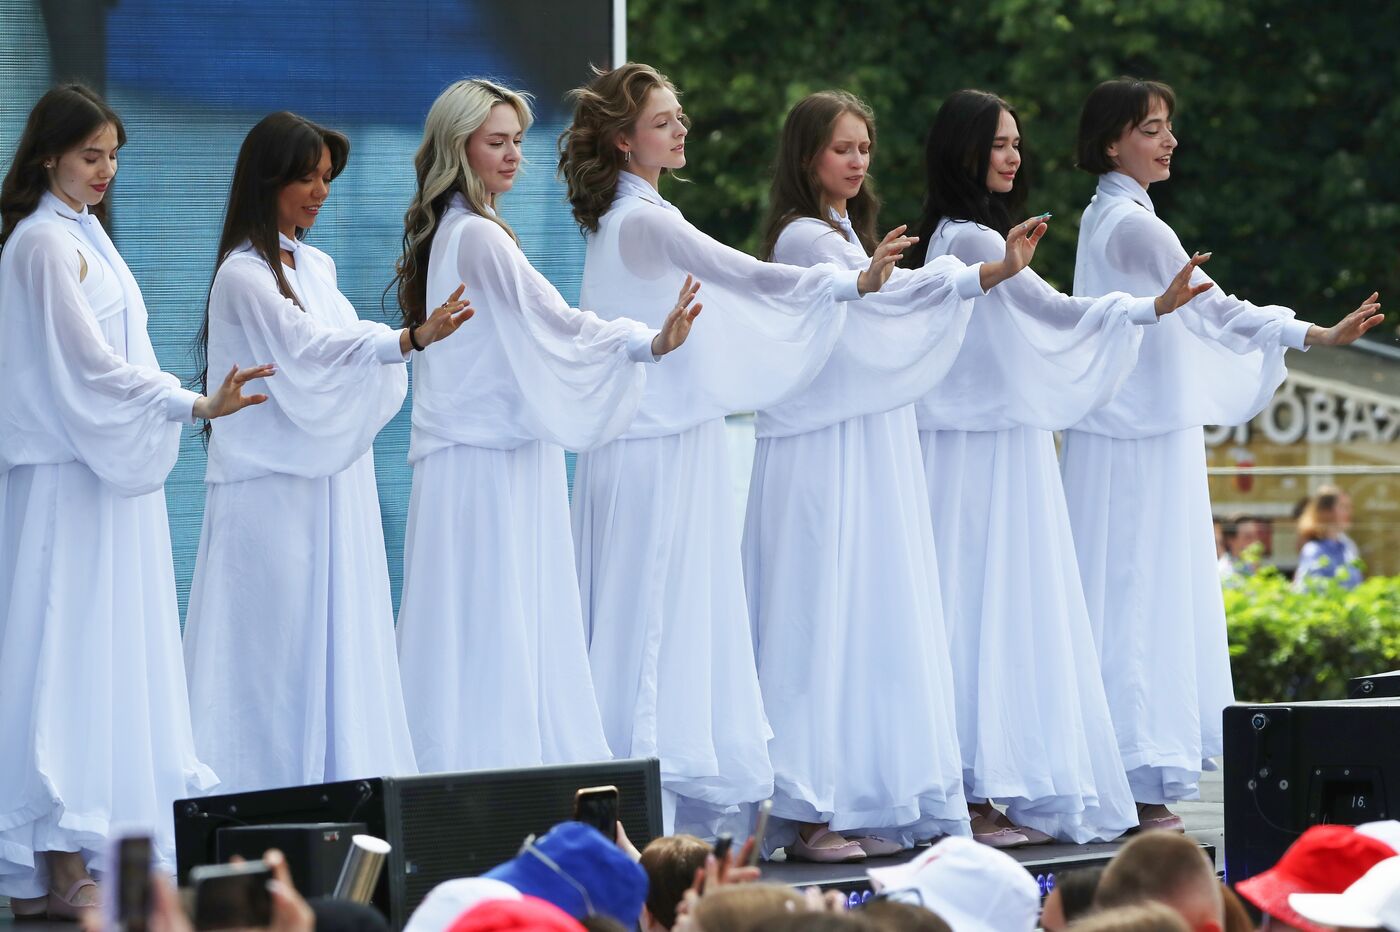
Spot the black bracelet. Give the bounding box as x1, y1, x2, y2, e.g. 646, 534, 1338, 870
408, 323, 426, 352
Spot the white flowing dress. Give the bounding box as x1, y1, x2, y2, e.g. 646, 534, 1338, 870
918, 218, 1150, 842
744, 213, 984, 846
1061, 171, 1311, 803
396, 195, 658, 773
573, 172, 872, 837
184, 234, 418, 795
0, 193, 215, 895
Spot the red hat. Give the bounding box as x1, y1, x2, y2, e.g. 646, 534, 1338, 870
1235, 825, 1396, 932
447, 895, 584, 932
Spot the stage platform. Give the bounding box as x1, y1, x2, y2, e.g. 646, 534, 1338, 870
0, 772, 1225, 926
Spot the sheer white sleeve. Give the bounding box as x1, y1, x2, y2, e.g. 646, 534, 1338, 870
0, 228, 193, 495
409, 215, 652, 455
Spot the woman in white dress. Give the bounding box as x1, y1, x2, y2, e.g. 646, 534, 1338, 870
183, 112, 473, 795
392, 79, 700, 774
744, 91, 1054, 861
0, 85, 271, 920
559, 64, 1036, 841
1062, 78, 1382, 829
909, 89, 1210, 845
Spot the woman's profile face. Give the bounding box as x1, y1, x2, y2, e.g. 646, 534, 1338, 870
276, 144, 331, 238
619, 86, 688, 172
467, 103, 524, 198
985, 107, 1021, 195
48, 122, 119, 213
1107, 96, 1176, 188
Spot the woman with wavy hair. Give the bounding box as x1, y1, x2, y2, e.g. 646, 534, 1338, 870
1063, 77, 1381, 830
558, 63, 1037, 841
910, 89, 1210, 847
744, 90, 1055, 861
183, 111, 472, 794
392, 78, 700, 773
0, 85, 268, 919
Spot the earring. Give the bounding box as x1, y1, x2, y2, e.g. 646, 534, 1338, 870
44, 161, 54, 169
624, 151, 631, 164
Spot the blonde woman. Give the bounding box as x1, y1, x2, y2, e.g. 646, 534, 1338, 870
392, 79, 701, 773
1293, 489, 1363, 590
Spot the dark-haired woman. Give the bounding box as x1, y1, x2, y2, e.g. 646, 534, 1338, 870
1062, 77, 1382, 828
392, 79, 699, 774
559, 64, 1037, 842
182, 112, 472, 795
911, 89, 1210, 845
745, 91, 1054, 861
0, 85, 269, 918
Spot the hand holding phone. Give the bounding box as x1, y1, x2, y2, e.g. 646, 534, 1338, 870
190, 861, 273, 931
573, 785, 620, 841
108, 834, 154, 932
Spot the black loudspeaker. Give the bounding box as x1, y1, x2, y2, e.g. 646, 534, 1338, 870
175, 759, 662, 929
1224, 700, 1400, 884
216, 823, 365, 898
1349, 670, 1400, 700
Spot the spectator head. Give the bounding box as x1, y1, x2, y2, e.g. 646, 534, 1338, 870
1069, 902, 1191, 932
859, 898, 953, 931
1316, 484, 1354, 530
759, 912, 881, 932
1298, 492, 1344, 544
688, 883, 806, 932
867, 836, 1040, 932
482, 822, 648, 927
1213, 518, 1226, 558
638, 834, 709, 931
405, 878, 523, 932
447, 895, 583, 932
1234, 825, 1395, 932
1218, 884, 1252, 932
1289, 856, 1400, 932
1094, 833, 1222, 932
1042, 867, 1106, 931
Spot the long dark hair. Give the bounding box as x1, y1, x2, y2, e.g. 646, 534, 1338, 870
758, 90, 880, 261
197, 111, 349, 427
907, 90, 1028, 267
0, 84, 125, 248
558, 62, 684, 234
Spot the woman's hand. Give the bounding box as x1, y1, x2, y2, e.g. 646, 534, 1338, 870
408, 283, 474, 351
193, 363, 276, 420
857, 225, 918, 295
979, 214, 1050, 290
1307, 292, 1383, 346
1154, 252, 1215, 316
652, 274, 703, 357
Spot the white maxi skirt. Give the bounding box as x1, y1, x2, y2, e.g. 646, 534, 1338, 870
921, 426, 1137, 842
744, 406, 970, 846
574, 418, 775, 838
0, 463, 216, 897
396, 441, 612, 773
1059, 426, 1233, 803
183, 452, 418, 795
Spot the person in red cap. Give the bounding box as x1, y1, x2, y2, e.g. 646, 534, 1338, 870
447, 896, 585, 932
1235, 825, 1397, 931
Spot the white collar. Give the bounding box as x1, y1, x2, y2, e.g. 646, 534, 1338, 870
615, 171, 678, 213
1096, 171, 1155, 214
279, 232, 302, 255
449, 191, 497, 218
41, 190, 99, 228
827, 207, 860, 247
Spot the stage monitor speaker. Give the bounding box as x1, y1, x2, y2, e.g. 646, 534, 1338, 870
175, 758, 662, 929
1348, 670, 1400, 700
1224, 700, 1400, 884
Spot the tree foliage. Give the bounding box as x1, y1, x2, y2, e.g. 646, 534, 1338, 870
628, 0, 1400, 326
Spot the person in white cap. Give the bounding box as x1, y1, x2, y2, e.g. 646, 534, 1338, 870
866, 836, 1040, 931
1289, 857, 1400, 932
403, 878, 522, 932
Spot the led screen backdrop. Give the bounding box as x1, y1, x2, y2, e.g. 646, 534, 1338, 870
0, 0, 617, 620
